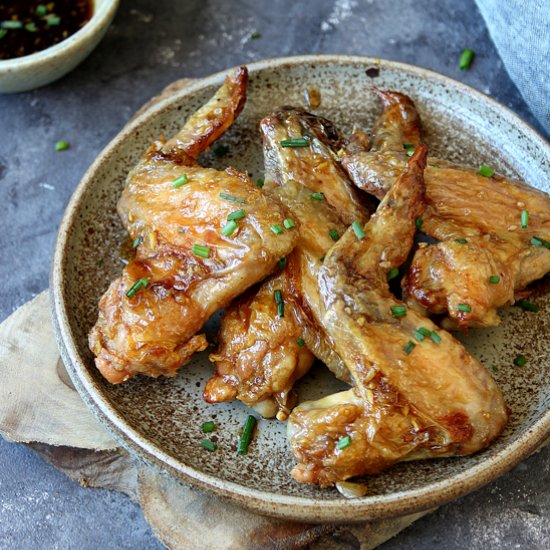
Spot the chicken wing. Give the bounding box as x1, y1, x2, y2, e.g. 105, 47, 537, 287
89, 68, 298, 384
342, 89, 550, 328
204, 108, 368, 418
288, 146, 508, 486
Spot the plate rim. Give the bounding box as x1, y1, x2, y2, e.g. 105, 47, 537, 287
50, 54, 550, 523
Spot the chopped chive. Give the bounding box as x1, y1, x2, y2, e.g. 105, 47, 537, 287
531, 236, 550, 249
478, 165, 494, 177
391, 305, 407, 318
277, 302, 284, 317
280, 137, 309, 147
126, 277, 150, 298
418, 327, 432, 337
213, 144, 229, 157
328, 228, 339, 241
403, 341, 416, 354
274, 289, 284, 317
415, 217, 424, 230
297, 338, 305, 347
222, 220, 238, 237
515, 299, 539, 313
489, 275, 500, 284
201, 421, 216, 433
387, 267, 399, 281
46, 16, 61, 26
227, 209, 245, 221
256, 177, 264, 188
0, 29, 6, 39
336, 435, 351, 449
55, 140, 70, 152
172, 174, 189, 188
352, 220, 365, 240
250, 31, 262, 39
132, 237, 143, 249
459, 48, 475, 70
1, 20, 23, 29
403, 143, 414, 149
36, 4, 48, 16
430, 331, 442, 344
192, 244, 210, 258
200, 439, 217, 452
310, 192, 325, 200
283, 218, 296, 229
520, 210, 529, 228
513, 354, 527, 367
25, 22, 38, 32
455, 238, 468, 244
270, 224, 285, 235
406, 148, 415, 157
279, 257, 287, 269
413, 330, 425, 342
237, 415, 257, 455
457, 303, 471, 312
219, 193, 246, 204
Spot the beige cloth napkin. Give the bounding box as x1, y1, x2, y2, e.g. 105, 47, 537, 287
0, 291, 430, 549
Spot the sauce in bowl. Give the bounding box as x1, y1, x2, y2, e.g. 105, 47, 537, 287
0, 1, 93, 60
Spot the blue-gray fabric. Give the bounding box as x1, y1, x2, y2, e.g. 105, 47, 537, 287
475, 0, 550, 134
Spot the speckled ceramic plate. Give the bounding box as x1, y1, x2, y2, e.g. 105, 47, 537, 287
51, 55, 550, 523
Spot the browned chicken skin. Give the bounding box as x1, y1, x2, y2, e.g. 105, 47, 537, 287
89, 68, 298, 384
288, 147, 508, 486
342, 89, 550, 328
204, 108, 369, 418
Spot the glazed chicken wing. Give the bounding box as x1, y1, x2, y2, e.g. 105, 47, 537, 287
342, 89, 550, 328
204, 108, 368, 418
288, 147, 508, 486
89, 68, 298, 383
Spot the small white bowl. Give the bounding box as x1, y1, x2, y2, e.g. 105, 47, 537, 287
0, 0, 119, 93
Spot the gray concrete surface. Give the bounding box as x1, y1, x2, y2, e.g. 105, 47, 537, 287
0, 0, 548, 548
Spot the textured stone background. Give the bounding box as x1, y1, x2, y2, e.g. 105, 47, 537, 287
0, 0, 548, 548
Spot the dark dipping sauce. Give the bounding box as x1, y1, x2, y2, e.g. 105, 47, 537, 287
0, 1, 93, 60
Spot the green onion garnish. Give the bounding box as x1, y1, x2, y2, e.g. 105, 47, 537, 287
352, 220, 365, 240
192, 244, 210, 258
418, 327, 432, 337
46, 16, 61, 26
280, 137, 309, 148
336, 435, 351, 449
55, 140, 70, 152
430, 331, 442, 344
213, 144, 229, 157
256, 178, 264, 188
222, 220, 238, 237
36, 4, 48, 16
1, 20, 23, 29
132, 237, 143, 249
391, 305, 407, 318
455, 238, 468, 244
489, 275, 500, 284
274, 289, 284, 317
297, 338, 305, 347
520, 210, 529, 228
413, 330, 425, 342
270, 224, 284, 235
415, 217, 424, 230
406, 148, 415, 157
227, 209, 245, 221
250, 31, 262, 39
531, 236, 550, 248
513, 354, 527, 367
0, 29, 6, 39
25, 22, 38, 32
458, 49, 475, 70
310, 192, 325, 200
328, 228, 339, 241
403, 143, 414, 149
201, 421, 216, 433
478, 165, 494, 177
457, 303, 471, 312
200, 439, 217, 452
172, 174, 189, 188
403, 341, 416, 355
515, 299, 539, 313
237, 415, 257, 455
126, 277, 150, 298
279, 257, 287, 269
283, 218, 296, 229
387, 267, 399, 281
219, 193, 246, 204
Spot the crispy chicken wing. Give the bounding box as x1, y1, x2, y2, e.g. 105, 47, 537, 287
204, 109, 368, 418
342, 89, 550, 328
288, 147, 508, 486
89, 68, 298, 384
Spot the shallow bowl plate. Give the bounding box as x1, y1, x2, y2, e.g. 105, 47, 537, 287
51, 55, 550, 523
